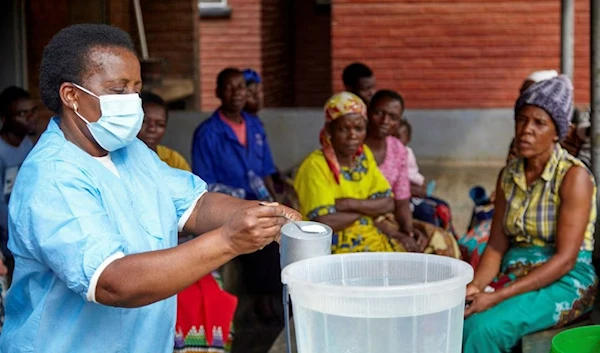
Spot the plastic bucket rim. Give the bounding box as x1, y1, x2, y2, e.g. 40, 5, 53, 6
281, 252, 474, 297
551, 325, 600, 353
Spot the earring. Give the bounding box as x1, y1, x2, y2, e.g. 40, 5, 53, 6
73, 103, 78, 111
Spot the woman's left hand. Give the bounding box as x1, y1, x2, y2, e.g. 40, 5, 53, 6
464, 292, 502, 318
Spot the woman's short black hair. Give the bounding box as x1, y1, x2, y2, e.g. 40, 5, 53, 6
39, 24, 136, 113
369, 89, 405, 112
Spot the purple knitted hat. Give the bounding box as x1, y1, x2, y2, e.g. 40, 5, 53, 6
515, 75, 573, 139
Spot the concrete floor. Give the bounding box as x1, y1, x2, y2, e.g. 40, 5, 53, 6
419, 161, 503, 235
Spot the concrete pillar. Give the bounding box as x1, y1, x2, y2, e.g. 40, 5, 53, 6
561, 0, 575, 81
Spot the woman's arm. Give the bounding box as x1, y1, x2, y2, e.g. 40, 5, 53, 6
335, 197, 394, 218
469, 170, 511, 291
316, 196, 393, 232
394, 199, 413, 234
316, 212, 362, 232
96, 202, 299, 308
492, 166, 593, 302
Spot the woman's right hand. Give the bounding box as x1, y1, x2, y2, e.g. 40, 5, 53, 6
396, 234, 421, 252
466, 282, 482, 297
222, 203, 297, 255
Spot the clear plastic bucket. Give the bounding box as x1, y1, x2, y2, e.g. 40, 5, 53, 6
281, 252, 473, 353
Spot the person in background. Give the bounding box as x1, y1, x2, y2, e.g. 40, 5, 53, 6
138, 92, 190, 171
192, 68, 283, 327
365, 90, 460, 258
0, 86, 38, 282
396, 120, 456, 235
342, 62, 377, 105
242, 69, 263, 116
192, 67, 277, 201
295, 92, 407, 254
463, 75, 597, 353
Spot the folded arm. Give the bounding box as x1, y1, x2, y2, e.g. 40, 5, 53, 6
315, 212, 362, 232
335, 197, 394, 218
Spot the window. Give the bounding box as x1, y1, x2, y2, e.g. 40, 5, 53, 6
199, 0, 227, 8
198, 0, 231, 18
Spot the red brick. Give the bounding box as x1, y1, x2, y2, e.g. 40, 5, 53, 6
332, 0, 591, 108
294, 1, 332, 106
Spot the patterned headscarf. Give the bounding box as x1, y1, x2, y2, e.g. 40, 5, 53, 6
320, 92, 368, 184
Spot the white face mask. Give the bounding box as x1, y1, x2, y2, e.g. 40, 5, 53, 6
72, 83, 144, 152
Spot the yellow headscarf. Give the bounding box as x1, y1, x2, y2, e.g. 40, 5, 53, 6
320, 92, 368, 184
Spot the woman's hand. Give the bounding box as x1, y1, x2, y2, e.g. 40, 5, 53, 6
412, 228, 429, 252
394, 234, 421, 252
466, 282, 481, 297
222, 203, 299, 254
374, 219, 421, 252
464, 292, 501, 318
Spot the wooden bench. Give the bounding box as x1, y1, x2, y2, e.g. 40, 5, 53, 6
521, 316, 592, 353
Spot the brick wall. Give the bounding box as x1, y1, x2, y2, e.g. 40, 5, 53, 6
26, 0, 69, 99
294, 3, 332, 107
332, 0, 591, 108
138, 0, 197, 79
199, 0, 262, 111
260, 0, 294, 107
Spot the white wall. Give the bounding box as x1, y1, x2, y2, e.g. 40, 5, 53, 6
163, 108, 515, 171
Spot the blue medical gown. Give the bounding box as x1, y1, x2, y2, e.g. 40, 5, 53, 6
0, 118, 207, 353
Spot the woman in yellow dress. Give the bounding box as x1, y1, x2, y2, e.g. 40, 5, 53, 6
294, 92, 406, 253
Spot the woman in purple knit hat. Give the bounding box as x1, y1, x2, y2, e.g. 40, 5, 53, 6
462, 75, 597, 353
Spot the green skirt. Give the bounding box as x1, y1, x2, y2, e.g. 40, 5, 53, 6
463, 246, 597, 353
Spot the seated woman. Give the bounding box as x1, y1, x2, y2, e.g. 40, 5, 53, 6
462, 75, 597, 353
364, 90, 460, 258
395, 120, 456, 235
294, 92, 402, 253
